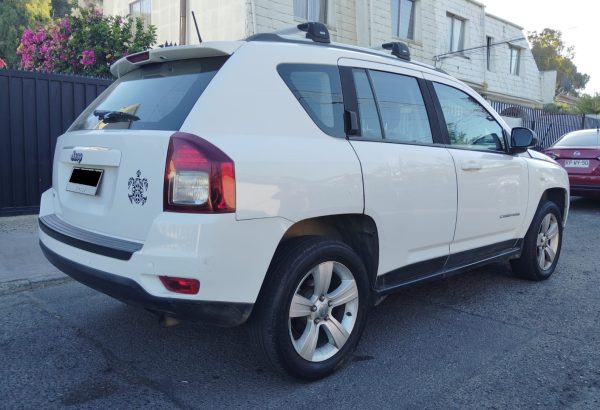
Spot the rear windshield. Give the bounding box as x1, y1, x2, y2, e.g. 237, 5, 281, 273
70, 56, 227, 131
554, 130, 600, 147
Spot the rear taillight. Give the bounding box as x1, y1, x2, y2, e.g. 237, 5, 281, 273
546, 152, 558, 160
164, 132, 235, 213
159, 276, 200, 295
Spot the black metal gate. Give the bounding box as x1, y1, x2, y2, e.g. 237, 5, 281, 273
489, 100, 600, 149
0, 69, 112, 215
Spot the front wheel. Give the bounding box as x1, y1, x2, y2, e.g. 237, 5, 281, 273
511, 201, 563, 281
249, 237, 370, 380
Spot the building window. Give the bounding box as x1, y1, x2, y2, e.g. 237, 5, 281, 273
509, 46, 521, 75
486, 36, 493, 71
293, 0, 327, 23
391, 0, 415, 40
447, 14, 465, 53
129, 0, 151, 28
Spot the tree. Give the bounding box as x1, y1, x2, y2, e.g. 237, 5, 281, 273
0, 0, 51, 67
17, 4, 156, 77
528, 29, 589, 96
575, 94, 600, 115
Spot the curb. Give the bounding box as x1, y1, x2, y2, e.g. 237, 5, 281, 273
0, 275, 73, 296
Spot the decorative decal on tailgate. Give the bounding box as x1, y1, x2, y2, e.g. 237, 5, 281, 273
128, 170, 148, 205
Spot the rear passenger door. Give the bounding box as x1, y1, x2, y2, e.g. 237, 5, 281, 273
424, 75, 529, 256
338, 59, 457, 282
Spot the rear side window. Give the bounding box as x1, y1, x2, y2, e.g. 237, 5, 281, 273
369, 70, 433, 144
70, 57, 227, 131
352, 69, 383, 139
278, 64, 345, 138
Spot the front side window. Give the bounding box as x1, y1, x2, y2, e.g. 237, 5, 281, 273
293, 0, 327, 23
509, 46, 521, 75
278, 64, 345, 138
447, 14, 465, 53
391, 0, 415, 40
433, 82, 505, 151
369, 70, 432, 144
129, 0, 151, 28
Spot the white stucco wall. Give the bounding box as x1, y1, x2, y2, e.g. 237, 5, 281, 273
101, 0, 554, 107
483, 13, 545, 107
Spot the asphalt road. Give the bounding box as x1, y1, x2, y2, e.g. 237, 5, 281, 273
1, 198, 599, 409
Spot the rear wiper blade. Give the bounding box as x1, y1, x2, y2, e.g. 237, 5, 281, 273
93, 110, 140, 123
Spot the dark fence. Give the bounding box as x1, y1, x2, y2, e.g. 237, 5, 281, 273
0, 69, 112, 215
489, 100, 600, 149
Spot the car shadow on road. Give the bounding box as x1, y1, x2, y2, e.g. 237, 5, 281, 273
569, 196, 600, 212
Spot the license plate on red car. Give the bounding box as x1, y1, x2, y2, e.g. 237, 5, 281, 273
564, 160, 589, 168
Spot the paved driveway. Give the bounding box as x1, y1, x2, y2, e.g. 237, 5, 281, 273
1, 198, 599, 409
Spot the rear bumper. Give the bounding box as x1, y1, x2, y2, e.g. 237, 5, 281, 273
40, 241, 253, 326
570, 184, 600, 197
38, 188, 291, 306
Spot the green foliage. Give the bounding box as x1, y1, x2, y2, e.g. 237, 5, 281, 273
67, 6, 156, 76
17, 4, 156, 77
0, 0, 51, 67
543, 102, 578, 114
528, 29, 589, 96
23, 0, 51, 25
50, 0, 71, 18
575, 94, 600, 115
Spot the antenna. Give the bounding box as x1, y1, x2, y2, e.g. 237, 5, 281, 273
191, 11, 202, 43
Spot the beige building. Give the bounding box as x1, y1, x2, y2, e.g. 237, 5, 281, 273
101, 0, 556, 108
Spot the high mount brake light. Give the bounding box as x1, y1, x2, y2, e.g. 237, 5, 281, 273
126, 51, 150, 63
164, 132, 235, 213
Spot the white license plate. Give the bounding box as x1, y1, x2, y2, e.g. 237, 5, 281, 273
564, 160, 589, 168
66, 168, 104, 196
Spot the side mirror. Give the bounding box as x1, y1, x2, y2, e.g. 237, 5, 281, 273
510, 127, 538, 153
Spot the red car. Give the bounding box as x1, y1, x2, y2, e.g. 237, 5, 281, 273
544, 129, 600, 197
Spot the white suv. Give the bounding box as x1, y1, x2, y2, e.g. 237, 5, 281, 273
39, 23, 569, 380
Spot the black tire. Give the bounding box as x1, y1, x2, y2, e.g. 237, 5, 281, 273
248, 236, 370, 380
510, 201, 563, 281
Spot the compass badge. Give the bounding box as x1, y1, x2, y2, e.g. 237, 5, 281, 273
128, 170, 148, 205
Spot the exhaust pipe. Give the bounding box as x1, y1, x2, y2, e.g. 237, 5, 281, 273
159, 314, 181, 327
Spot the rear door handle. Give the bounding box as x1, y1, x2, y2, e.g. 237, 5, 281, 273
461, 160, 482, 171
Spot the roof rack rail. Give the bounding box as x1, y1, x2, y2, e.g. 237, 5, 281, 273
382, 42, 410, 61
245, 28, 448, 74
297, 22, 330, 44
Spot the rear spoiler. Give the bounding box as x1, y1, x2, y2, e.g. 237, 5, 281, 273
110, 41, 244, 78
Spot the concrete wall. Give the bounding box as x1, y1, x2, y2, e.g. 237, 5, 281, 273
482, 13, 546, 107
101, 0, 554, 107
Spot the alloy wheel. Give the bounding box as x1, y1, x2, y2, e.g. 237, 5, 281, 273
288, 261, 359, 362
536, 213, 560, 270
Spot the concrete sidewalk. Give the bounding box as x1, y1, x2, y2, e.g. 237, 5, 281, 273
0, 215, 68, 294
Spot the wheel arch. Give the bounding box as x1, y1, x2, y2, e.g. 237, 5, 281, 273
253, 214, 380, 311
540, 187, 569, 224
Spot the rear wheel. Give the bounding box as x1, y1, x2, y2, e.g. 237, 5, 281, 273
249, 237, 370, 380
511, 201, 563, 281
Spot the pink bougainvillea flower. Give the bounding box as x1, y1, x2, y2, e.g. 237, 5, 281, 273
80, 49, 96, 66
0, 58, 7, 69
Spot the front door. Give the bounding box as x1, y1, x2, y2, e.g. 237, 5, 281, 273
426, 78, 529, 255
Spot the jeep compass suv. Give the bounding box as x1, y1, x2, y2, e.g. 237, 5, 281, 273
39, 23, 569, 380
